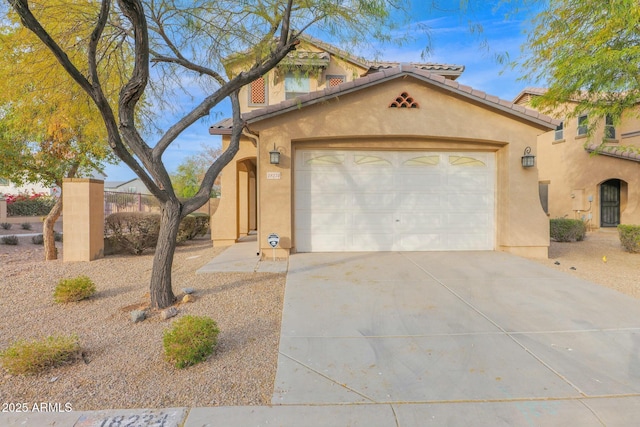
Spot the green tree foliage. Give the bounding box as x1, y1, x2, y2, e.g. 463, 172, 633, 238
520, 0, 640, 133
172, 145, 222, 198
5, 0, 411, 309
0, 0, 129, 259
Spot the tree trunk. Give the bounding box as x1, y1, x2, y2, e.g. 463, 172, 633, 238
43, 196, 63, 261
149, 198, 181, 309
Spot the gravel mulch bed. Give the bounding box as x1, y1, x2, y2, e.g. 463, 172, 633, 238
532, 229, 640, 299
0, 233, 285, 411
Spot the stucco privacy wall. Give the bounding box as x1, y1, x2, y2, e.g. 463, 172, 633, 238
63, 178, 104, 262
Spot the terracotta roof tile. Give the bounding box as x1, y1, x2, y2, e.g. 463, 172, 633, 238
209, 66, 558, 135
585, 144, 640, 162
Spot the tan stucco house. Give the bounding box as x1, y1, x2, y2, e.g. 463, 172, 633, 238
210, 37, 557, 259
515, 88, 640, 229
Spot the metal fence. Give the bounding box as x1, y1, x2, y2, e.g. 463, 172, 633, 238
104, 192, 215, 219
104, 191, 160, 218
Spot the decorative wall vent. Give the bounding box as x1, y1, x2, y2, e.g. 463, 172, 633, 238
389, 92, 419, 108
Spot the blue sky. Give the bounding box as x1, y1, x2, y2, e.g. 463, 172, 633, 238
103, 1, 540, 182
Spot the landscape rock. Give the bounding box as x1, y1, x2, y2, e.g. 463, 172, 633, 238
130, 310, 146, 323
161, 307, 178, 320
182, 287, 195, 294
182, 294, 196, 303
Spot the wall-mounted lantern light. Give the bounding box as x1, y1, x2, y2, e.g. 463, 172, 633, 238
521, 146, 535, 168
269, 144, 281, 165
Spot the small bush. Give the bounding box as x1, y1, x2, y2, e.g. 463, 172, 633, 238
550, 218, 586, 242
104, 212, 160, 255
53, 276, 97, 303
0, 335, 81, 375
163, 315, 219, 369
32, 233, 62, 245
1, 235, 19, 245
618, 224, 640, 253
0, 222, 11, 230
6, 193, 56, 217
176, 213, 210, 244
20, 222, 32, 230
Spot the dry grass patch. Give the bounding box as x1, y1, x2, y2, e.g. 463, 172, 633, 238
0, 335, 81, 375
53, 276, 97, 303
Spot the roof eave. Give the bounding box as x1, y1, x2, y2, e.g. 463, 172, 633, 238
244, 69, 558, 130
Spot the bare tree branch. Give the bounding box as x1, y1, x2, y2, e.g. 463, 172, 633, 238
182, 90, 242, 215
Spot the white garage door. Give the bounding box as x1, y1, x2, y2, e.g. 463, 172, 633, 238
294, 150, 495, 252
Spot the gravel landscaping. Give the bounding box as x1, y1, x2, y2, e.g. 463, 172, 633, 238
0, 222, 637, 412
0, 227, 285, 411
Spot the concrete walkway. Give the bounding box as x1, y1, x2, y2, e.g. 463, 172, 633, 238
196, 234, 288, 273
2, 250, 640, 426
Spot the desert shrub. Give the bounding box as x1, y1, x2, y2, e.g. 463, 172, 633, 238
163, 315, 219, 369
20, 222, 32, 230
53, 276, 97, 303
1, 235, 19, 245
104, 212, 161, 255
0, 335, 81, 375
618, 224, 640, 253
176, 213, 209, 243
0, 222, 11, 230
550, 218, 586, 242
6, 193, 56, 216
32, 233, 62, 245
190, 212, 210, 237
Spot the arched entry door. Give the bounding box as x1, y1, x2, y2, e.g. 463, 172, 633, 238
600, 179, 620, 227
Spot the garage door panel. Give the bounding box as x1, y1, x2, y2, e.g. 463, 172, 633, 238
308, 173, 349, 191
297, 212, 348, 231
397, 234, 444, 251
350, 172, 395, 190
352, 213, 395, 229
350, 192, 396, 210
302, 233, 347, 252
295, 149, 495, 252
446, 194, 491, 211
397, 173, 443, 190
296, 192, 349, 210
447, 174, 490, 191
399, 213, 443, 230
397, 193, 443, 210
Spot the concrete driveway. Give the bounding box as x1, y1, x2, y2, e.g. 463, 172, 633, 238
272, 251, 640, 425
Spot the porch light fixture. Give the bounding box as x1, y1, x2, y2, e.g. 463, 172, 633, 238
521, 146, 535, 168
269, 144, 281, 165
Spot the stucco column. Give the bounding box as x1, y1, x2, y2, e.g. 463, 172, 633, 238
63, 178, 104, 262
0, 197, 6, 221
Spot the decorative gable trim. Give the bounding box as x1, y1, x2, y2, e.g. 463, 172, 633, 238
389, 92, 419, 108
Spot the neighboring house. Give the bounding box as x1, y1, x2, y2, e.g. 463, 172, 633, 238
514, 88, 640, 229
104, 178, 152, 195
210, 37, 557, 259
0, 177, 55, 196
